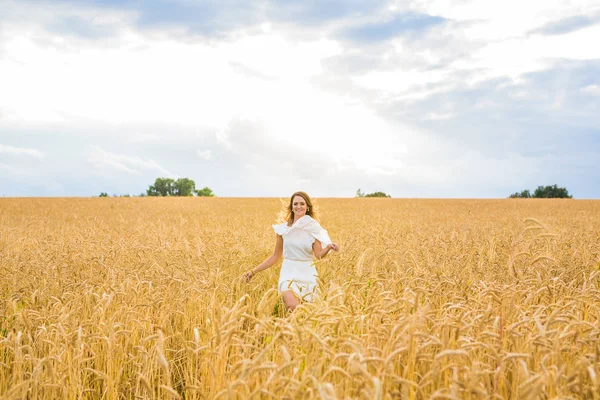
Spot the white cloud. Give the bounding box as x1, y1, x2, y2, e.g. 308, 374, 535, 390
354, 68, 448, 93
426, 112, 456, 121
0, 163, 17, 172
220, 34, 341, 80
212, 85, 412, 176
350, 1, 600, 93
88, 146, 174, 176
0, 143, 44, 158
0, 8, 342, 133
581, 84, 600, 95
407, 0, 600, 38
197, 149, 213, 160
0, 33, 233, 127
466, 26, 600, 82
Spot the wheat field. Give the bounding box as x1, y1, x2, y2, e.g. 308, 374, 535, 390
1, 197, 599, 399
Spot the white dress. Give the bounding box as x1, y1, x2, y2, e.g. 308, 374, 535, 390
272, 215, 332, 301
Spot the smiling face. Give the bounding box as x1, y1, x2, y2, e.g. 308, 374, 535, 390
286, 191, 314, 225
292, 195, 308, 218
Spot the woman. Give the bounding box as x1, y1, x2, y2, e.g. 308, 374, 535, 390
245, 191, 339, 311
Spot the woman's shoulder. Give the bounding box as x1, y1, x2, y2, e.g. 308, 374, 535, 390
272, 222, 288, 235
272, 215, 324, 234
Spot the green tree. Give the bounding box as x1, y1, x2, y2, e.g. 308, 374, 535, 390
364, 191, 391, 198
174, 178, 196, 196
99, 192, 108, 197
510, 185, 572, 198
509, 189, 531, 198
356, 189, 390, 197
147, 177, 214, 197
195, 186, 215, 197
147, 177, 175, 196
533, 184, 572, 198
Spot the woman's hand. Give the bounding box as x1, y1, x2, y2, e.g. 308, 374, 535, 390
328, 243, 340, 252
244, 269, 256, 282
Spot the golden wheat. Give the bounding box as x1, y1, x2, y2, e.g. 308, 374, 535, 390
1, 197, 599, 399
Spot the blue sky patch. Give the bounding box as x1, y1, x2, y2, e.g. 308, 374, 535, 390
341, 12, 446, 42
532, 15, 599, 35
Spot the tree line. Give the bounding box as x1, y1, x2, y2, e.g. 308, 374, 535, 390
99, 177, 215, 197
99, 183, 572, 199
509, 184, 572, 198
356, 189, 391, 198
146, 177, 214, 197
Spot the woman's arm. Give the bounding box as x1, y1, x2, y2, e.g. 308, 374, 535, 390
313, 239, 339, 260
245, 235, 283, 282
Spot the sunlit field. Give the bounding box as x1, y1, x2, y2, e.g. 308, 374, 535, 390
1, 198, 599, 399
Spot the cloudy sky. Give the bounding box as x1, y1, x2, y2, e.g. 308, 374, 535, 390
1, 0, 599, 198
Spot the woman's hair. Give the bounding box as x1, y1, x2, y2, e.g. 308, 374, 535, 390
282, 191, 319, 226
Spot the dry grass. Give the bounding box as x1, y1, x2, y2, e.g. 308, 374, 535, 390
1, 197, 599, 399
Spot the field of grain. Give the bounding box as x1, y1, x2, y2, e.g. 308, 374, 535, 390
1, 198, 599, 399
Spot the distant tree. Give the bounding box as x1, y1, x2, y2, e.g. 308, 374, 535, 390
510, 185, 572, 198
147, 178, 175, 196
173, 178, 196, 196
356, 189, 390, 197
364, 191, 391, 198
146, 177, 214, 197
509, 189, 531, 198
99, 192, 108, 197
533, 184, 572, 198
195, 186, 215, 197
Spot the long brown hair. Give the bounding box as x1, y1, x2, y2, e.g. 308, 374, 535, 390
284, 191, 318, 226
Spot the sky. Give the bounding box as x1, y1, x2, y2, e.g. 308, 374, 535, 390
0, 0, 599, 198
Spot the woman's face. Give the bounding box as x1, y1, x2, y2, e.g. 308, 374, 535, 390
292, 195, 308, 217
